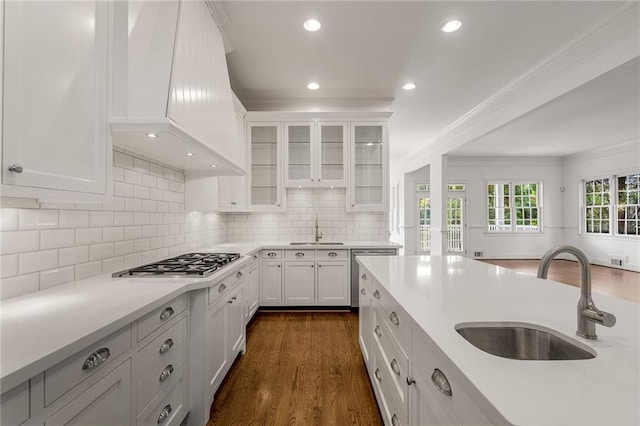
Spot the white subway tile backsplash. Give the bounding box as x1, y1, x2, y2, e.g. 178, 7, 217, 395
19, 209, 58, 229
142, 173, 157, 188
60, 210, 89, 228
157, 178, 170, 190
40, 229, 75, 249
142, 225, 156, 238
134, 213, 150, 225
133, 158, 150, 174
60, 246, 89, 266
114, 240, 134, 256
143, 249, 159, 263
124, 253, 143, 268
114, 151, 133, 168
90, 211, 114, 227
76, 228, 102, 245
89, 243, 114, 261
133, 239, 150, 252
142, 200, 156, 212
1, 208, 18, 230
134, 185, 150, 200
113, 166, 125, 182
124, 226, 143, 240
103, 196, 125, 211
75, 202, 103, 211
149, 163, 164, 177
125, 198, 143, 212
149, 237, 163, 249
125, 169, 142, 185
114, 212, 134, 226
114, 182, 134, 198
1, 230, 40, 254
19, 249, 58, 274
1, 254, 18, 278
75, 261, 103, 280
40, 266, 75, 290
102, 256, 124, 273
103, 227, 124, 242
1, 273, 39, 300
163, 168, 175, 180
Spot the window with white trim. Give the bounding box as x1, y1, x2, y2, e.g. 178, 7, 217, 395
584, 178, 610, 234
582, 172, 639, 236
487, 182, 541, 232
617, 173, 639, 235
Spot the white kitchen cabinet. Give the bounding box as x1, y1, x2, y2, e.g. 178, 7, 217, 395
348, 122, 388, 212
358, 272, 373, 369
206, 295, 229, 394
218, 176, 247, 212
1, 0, 111, 201
1, 381, 30, 426
317, 261, 350, 305
410, 363, 461, 426
245, 256, 260, 323
45, 360, 131, 426
260, 260, 283, 304
284, 261, 316, 305
247, 123, 284, 211
284, 121, 348, 188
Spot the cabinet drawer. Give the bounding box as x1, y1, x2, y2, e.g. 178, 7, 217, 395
1, 381, 29, 426
373, 310, 409, 407
136, 342, 187, 413
135, 317, 187, 382
284, 249, 315, 259
137, 368, 186, 426
262, 250, 282, 259
371, 280, 412, 349
137, 295, 187, 342
372, 342, 407, 426
317, 249, 348, 259
45, 325, 132, 406
208, 268, 246, 305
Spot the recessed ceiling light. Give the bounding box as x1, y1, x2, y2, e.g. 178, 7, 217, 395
402, 82, 417, 90
303, 19, 322, 32
441, 20, 462, 33
307, 82, 320, 90
146, 132, 158, 139
185, 152, 194, 156
210, 164, 217, 168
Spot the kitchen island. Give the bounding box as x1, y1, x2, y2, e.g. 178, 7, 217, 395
356, 255, 640, 426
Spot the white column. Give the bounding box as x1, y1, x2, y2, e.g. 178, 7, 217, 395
429, 154, 448, 255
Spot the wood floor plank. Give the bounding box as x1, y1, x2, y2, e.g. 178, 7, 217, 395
208, 312, 382, 426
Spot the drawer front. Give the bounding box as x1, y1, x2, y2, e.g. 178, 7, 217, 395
208, 268, 246, 305
373, 310, 409, 407
262, 250, 282, 259
372, 281, 412, 349
45, 325, 132, 406
137, 369, 186, 426
412, 329, 492, 425
135, 317, 187, 381
136, 342, 187, 413
372, 342, 407, 426
1, 381, 29, 426
137, 294, 187, 342
284, 249, 315, 259
317, 249, 348, 259
412, 363, 461, 426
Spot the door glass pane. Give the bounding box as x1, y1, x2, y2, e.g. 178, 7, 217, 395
418, 197, 431, 252
447, 197, 464, 253
320, 125, 344, 181
287, 125, 311, 180
251, 126, 278, 205
354, 125, 383, 205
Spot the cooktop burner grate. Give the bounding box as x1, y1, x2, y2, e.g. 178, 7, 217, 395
113, 253, 241, 277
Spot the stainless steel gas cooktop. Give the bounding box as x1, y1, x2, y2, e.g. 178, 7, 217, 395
112, 253, 241, 277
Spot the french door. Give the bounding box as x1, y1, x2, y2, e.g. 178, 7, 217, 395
415, 184, 466, 254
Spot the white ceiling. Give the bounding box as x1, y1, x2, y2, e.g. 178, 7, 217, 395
215, 1, 635, 164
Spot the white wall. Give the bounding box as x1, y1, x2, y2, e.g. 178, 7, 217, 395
0, 148, 227, 299
562, 141, 640, 271
226, 188, 387, 243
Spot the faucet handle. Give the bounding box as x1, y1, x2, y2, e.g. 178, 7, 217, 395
583, 308, 616, 327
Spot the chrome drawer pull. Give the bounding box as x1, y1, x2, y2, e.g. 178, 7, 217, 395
391, 359, 401, 375
328, 252, 338, 257
431, 368, 452, 396
82, 347, 110, 370
8, 164, 23, 173
389, 311, 400, 326
159, 364, 174, 382
159, 338, 174, 354
218, 283, 227, 293
374, 325, 382, 338
159, 307, 174, 320
157, 404, 172, 424
295, 252, 305, 257
406, 377, 416, 386
267, 252, 277, 257
374, 368, 382, 382
392, 414, 400, 426
373, 290, 380, 299
361, 273, 367, 280
236, 271, 243, 278
360, 288, 366, 295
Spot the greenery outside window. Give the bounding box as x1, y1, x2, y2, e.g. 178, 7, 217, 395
584, 178, 611, 234
487, 182, 540, 233
616, 173, 639, 236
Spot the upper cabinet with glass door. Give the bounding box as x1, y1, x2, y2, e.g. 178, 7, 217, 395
284, 121, 347, 188
247, 122, 284, 211
348, 122, 388, 212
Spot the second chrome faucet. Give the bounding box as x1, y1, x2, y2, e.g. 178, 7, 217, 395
314, 214, 323, 243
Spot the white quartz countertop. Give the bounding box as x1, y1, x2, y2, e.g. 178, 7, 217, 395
0, 240, 399, 390
357, 255, 640, 426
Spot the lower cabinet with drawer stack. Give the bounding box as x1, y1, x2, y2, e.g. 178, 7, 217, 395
358, 264, 494, 426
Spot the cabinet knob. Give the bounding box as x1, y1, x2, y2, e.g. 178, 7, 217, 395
236, 271, 243, 278
373, 290, 380, 299
159, 338, 174, 354
159, 307, 174, 320
361, 273, 367, 280
82, 347, 110, 370
159, 364, 174, 382
218, 283, 227, 293
8, 164, 23, 173
390, 358, 401, 375
295, 252, 305, 257
406, 376, 416, 386
374, 368, 382, 382
374, 325, 382, 338
391, 414, 400, 426
431, 368, 452, 396
157, 405, 172, 424
360, 288, 366, 295
328, 252, 337, 257
389, 311, 400, 326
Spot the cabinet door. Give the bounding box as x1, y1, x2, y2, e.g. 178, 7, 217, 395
284, 261, 316, 305
247, 123, 283, 211
206, 299, 228, 393
317, 122, 347, 187
359, 285, 372, 368
246, 263, 260, 322
2, 0, 109, 198
410, 364, 461, 426
348, 122, 387, 212
260, 261, 283, 304
45, 361, 131, 426
227, 284, 245, 359
284, 122, 314, 186
218, 176, 247, 211
317, 261, 349, 305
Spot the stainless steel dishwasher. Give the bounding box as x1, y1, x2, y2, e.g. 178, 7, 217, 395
351, 248, 398, 308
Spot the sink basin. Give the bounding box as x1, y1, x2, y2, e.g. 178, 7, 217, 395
455, 322, 596, 360
289, 242, 344, 245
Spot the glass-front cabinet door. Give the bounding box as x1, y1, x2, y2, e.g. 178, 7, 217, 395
348, 122, 387, 211
284, 122, 313, 186
248, 122, 283, 210
317, 122, 347, 187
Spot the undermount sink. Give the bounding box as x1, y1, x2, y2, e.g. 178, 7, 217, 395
289, 242, 344, 245
455, 322, 596, 360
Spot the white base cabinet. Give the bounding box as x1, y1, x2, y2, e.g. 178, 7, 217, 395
245, 255, 260, 323
317, 261, 349, 305
260, 251, 284, 304
284, 261, 316, 304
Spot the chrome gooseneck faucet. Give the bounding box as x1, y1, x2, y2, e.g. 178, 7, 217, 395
314, 214, 323, 243
537, 245, 616, 340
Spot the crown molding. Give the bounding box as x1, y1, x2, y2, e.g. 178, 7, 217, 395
242, 97, 395, 112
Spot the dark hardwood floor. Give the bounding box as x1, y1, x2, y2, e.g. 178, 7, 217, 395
208, 311, 382, 426
481, 259, 640, 303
